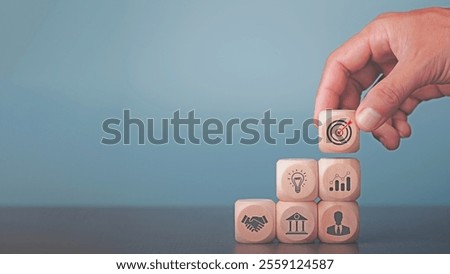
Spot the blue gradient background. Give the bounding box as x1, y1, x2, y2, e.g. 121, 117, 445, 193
1, 0, 449, 206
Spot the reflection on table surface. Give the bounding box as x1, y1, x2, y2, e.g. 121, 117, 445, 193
234, 242, 359, 254
0, 207, 449, 253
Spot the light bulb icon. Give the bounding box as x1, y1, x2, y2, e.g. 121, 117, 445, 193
287, 169, 307, 193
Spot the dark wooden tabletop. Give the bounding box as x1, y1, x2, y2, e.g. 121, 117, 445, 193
0, 206, 448, 253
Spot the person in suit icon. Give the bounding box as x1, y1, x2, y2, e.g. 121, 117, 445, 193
327, 211, 350, 236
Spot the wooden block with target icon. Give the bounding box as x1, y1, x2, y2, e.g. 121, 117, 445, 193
318, 109, 360, 153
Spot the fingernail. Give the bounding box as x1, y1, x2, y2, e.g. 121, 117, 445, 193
357, 108, 382, 131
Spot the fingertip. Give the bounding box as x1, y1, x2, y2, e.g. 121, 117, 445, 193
372, 122, 401, 150
392, 113, 412, 138
312, 111, 320, 128
356, 107, 383, 132
384, 139, 400, 150
379, 135, 400, 150
397, 123, 412, 138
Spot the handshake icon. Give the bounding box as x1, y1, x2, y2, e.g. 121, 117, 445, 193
241, 215, 268, 232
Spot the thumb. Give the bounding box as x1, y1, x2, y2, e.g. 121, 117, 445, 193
356, 62, 423, 131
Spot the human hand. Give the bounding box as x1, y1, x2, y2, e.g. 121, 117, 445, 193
314, 7, 450, 150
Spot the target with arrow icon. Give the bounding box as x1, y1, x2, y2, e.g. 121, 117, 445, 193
326, 119, 353, 145
318, 109, 360, 153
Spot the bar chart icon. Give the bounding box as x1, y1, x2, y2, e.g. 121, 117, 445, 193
329, 172, 351, 192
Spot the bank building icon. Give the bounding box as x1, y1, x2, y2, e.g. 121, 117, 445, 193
285, 212, 308, 235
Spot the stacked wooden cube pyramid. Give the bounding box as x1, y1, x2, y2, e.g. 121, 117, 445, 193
235, 110, 361, 244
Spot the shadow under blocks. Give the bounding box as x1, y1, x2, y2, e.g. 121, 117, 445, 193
235, 110, 361, 246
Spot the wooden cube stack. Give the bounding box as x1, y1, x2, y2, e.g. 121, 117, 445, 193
235, 110, 361, 244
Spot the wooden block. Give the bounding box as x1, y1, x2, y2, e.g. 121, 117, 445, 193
318, 109, 360, 153
318, 158, 361, 201
235, 199, 276, 244
276, 159, 318, 202
318, 201, 359, 244
276, 201, 317, 243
